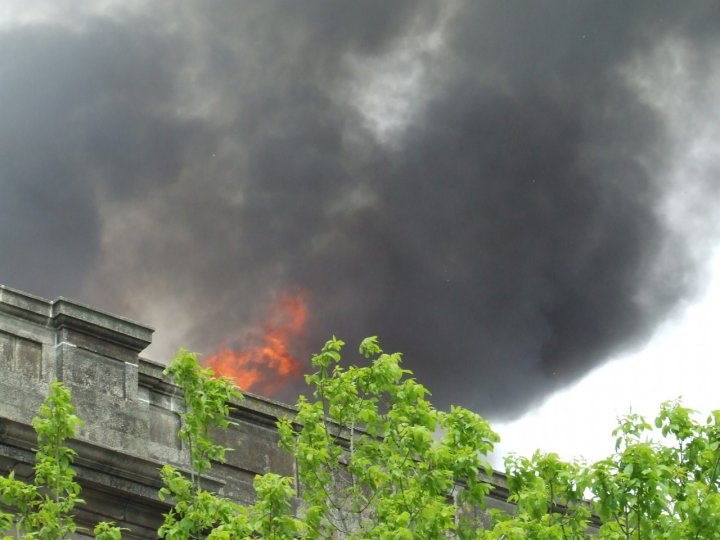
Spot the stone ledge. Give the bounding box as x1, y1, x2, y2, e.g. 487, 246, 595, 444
0, 416, 227, 496
53, 299, 153, 354
0, 285, 52, 326
0, 285, 154, 354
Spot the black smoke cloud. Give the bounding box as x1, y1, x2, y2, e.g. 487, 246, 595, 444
1, 1, 719, 418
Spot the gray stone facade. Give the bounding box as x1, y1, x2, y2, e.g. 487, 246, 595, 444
0, 284, 515, 538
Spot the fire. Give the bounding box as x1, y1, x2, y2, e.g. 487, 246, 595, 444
204, 290, 308, 394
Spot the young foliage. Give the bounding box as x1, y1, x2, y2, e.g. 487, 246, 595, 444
481, 451, 591, 539
159, 339, 720, 539
158, 350, 244, 539
163, 349, 244, 481
159, 350, 307, 539
276, 336, 500, 539
588, 400, 720, 539
0, 381, 124, 539
7, 344, 720, 540
157, 465, 243, 540
159, 338, 501, 539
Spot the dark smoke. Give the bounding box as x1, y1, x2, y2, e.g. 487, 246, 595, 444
1, 1, 719, 418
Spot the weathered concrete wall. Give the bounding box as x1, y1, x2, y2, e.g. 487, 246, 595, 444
0, 284, 519, 537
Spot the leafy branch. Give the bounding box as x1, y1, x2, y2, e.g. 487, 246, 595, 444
0, 382, 124, 539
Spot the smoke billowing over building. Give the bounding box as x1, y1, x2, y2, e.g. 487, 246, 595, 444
2, 2, 720, 419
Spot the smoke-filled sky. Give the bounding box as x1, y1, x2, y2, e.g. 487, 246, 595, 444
2, 1, 720, 422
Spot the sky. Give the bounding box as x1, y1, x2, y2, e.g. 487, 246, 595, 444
1, 1, 720, 462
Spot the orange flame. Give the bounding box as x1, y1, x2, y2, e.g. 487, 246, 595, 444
204, 290, 308, 394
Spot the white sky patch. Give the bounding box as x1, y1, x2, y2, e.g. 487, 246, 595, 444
490, 36, 720, 470
347, 4, 457, 144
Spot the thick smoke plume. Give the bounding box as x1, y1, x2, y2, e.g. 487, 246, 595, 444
1, 1, 719, 417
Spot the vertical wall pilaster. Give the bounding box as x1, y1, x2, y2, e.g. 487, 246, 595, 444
50, 298, 153, 401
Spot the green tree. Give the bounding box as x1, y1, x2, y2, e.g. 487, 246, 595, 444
482, 451, 591, 539
162, 337, 499, 539
0, 381, 124, 540
588, 400, 720, 539
157, 349, 244, 539
162, 339, 720, 539
276, 336, 500, 538
5, 341, 720, 539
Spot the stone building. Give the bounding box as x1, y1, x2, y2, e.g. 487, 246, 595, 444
0, 284, 514, 538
